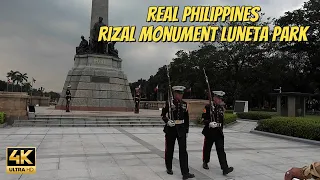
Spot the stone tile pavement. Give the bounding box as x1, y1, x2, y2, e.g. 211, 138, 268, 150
0, 121, 319, 180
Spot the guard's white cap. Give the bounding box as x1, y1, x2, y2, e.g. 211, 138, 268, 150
212, 91, 225, 97
172, 86, 186, 93
67, 85, 71, 88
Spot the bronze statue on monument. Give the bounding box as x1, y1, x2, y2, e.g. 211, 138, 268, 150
76, 36, 89, 55
91, 17, 108, 54
108, 41, 119, 57
76, 16, 119, 57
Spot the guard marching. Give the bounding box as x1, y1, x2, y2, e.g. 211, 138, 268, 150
161, 86, 195, 180
201, 91, 233, 175
65, 85, 72, 112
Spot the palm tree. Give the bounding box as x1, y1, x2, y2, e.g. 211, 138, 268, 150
6, 70, 19, 91
16, 73, 28, 92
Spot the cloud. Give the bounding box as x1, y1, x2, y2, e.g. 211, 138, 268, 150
0, 0, 306, 92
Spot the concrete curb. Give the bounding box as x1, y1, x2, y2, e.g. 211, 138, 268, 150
237, 118, 259, 122
250, 130, 320, 146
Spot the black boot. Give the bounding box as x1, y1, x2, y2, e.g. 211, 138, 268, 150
166, 169, 173, 175
182, 173, 195, 179
223, 167, 234, 175
202, 162, 209, 169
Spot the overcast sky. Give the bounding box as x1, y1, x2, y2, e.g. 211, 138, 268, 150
0, 0, 306, 92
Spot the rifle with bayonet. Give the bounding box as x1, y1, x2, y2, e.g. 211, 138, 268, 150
166, 64, 174, 120
203, 68, 224, 132
203, 68, 215, 123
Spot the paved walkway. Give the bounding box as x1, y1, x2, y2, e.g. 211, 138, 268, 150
0, 121, 319, 180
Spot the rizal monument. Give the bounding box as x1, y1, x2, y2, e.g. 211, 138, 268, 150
56, 0, 134, 111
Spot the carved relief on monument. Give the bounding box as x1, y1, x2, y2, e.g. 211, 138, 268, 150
93, 59, 105, 65
91, 76, 110, 83
92, 58, 112, 67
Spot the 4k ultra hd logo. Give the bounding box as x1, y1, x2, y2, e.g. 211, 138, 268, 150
6, 147, 36, 174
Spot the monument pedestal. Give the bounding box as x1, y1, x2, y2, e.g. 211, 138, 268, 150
56, 54, 134, 111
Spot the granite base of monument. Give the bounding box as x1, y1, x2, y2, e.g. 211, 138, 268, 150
55, 54, 134, 111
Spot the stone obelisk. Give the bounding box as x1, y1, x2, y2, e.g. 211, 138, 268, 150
55, 0, 134, 111
90, 0, 108, 29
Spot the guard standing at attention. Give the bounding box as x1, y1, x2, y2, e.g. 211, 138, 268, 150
65, 85, 72, 112
201, 91, 233, 175
134, 87, 141, 113
161, 86, 195, 180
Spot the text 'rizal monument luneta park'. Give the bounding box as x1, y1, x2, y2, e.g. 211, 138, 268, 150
55, 0, 134, 112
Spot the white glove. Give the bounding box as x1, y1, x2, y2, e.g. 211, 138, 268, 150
209, 122, 218, 128
167, 120, 175, 127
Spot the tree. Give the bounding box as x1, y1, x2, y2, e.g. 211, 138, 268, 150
16, 72, 28, 92
6, 70, 18, 91
275, 0, 320, 92
196, 13, 275, 104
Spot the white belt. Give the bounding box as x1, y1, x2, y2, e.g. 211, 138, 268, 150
210, 122, 222, 127
174, 120, 184, 124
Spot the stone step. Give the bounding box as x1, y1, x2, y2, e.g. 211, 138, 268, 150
13, 117, 197, 127
14, 120, 163, 124
15, 119, 163, 122
12, 123, 168, 127
35, 115, 160, 119
33, 118, 161, 121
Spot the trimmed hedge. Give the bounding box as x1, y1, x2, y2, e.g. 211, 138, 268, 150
255, 117, 320, 141
224, 113, 237, 125
196, 113, 237, 125
0, 112, 5, 124
236, 112, 272, 120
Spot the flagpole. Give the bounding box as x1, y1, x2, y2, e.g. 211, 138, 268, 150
31, 79, 33, 105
